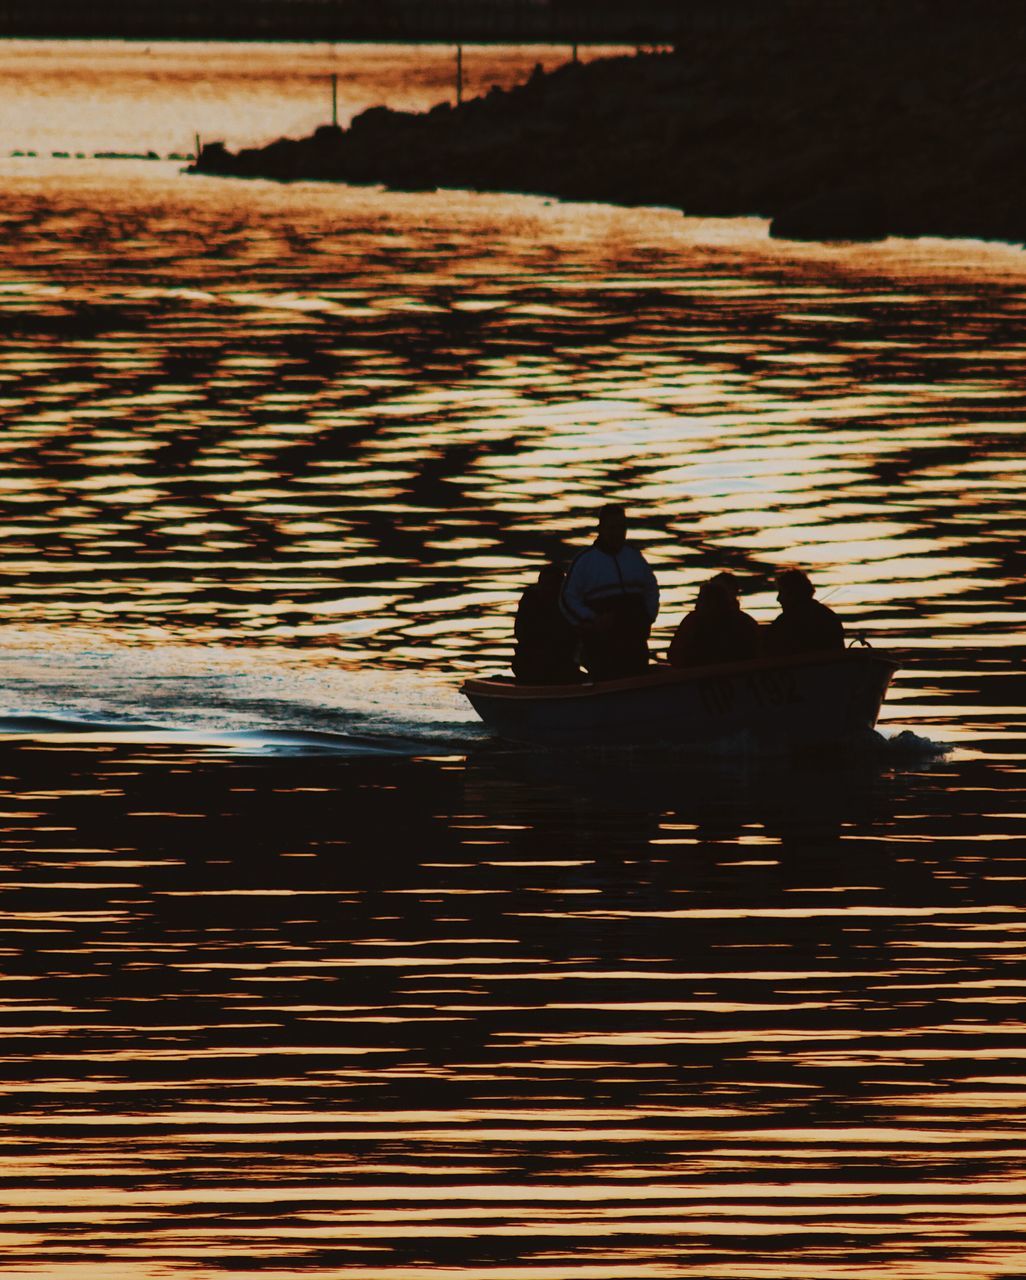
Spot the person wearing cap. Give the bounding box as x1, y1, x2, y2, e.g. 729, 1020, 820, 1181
764, 568, 844, 656
560, 505, 660, 680
512, 562, 582, 685
667, 572, 761, 668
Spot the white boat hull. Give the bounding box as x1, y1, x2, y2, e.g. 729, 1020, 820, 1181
462, 650, 899, 749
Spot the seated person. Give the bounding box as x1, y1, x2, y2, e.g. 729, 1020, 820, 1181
764, 568, 844, 656
560, 504, 660, 681
512, 562, 582, 685
667, 572, 761, 668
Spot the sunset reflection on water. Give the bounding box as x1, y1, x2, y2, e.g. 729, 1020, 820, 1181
1, 40, 1026, 1280
1, 745, 1026, 1278
2, 173, 1025, 677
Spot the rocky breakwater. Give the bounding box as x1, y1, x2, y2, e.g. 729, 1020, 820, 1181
191, 2, 1026, 245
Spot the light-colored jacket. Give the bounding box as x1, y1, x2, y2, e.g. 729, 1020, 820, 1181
560, 541, 660, 628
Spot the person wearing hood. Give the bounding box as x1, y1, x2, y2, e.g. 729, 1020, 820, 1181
667, 572, 761, 668
559, 504, 660, 680
512, 561, 582, 685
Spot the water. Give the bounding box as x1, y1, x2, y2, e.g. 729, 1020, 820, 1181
1, 41, 1026, 1280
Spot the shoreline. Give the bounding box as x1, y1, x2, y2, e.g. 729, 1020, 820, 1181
189, 7, 1026, 248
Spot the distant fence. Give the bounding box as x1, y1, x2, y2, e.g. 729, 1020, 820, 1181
0, 0, 685, 42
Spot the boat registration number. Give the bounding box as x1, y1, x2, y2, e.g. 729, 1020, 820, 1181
698, 668, 803, 715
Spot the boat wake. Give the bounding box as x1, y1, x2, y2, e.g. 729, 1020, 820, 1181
479, 723, 952, 764
0, 637, 485, 756
877, 727, 952, 757
0, 636, 949, 761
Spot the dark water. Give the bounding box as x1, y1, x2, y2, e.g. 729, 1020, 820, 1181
1, 115, 1026, 1275
3, 743, 1026, 1278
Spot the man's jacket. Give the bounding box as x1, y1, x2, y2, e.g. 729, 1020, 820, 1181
559, 542, 660, 628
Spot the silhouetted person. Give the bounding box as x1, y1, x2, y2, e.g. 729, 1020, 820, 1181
513, 563, 582, 685
764, 568, 844, 657
667, 572, 761, 667
560, 504, 659, 680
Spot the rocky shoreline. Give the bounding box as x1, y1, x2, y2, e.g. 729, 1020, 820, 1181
191, 4, 1026, 245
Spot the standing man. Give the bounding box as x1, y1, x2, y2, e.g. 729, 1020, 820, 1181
560, 504, 660, 680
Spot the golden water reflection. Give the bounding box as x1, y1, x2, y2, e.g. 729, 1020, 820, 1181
0, 746, 1024, 1278
2, 172, 1026, 709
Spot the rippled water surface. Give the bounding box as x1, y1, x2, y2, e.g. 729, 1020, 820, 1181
2, 43, 1026, 1280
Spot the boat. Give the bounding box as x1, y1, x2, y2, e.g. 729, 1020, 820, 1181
462, 648, 899, 748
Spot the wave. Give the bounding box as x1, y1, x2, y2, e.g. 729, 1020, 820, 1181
0, 714, 479, 757
878, 727, 952, 757
0, 637, 485, 756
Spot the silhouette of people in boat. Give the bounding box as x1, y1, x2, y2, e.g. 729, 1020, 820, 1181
667, 572, 761, 668
560, 504, 660, 680
764, 568, 844, 655
513, 562, 583, 685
